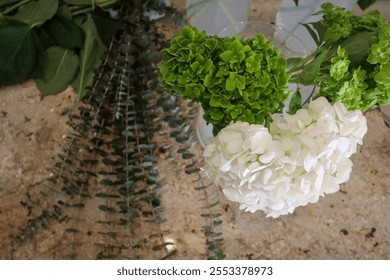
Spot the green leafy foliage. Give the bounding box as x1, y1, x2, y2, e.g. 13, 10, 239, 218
47, 16, 84, 49
160, 26, 290, 134
12, 0, 59, 27
0, 0, 121, 98
0, 20, 35, 86
71, 17, 106, 100
35, 46, 79, 97
288, 3, 390, 111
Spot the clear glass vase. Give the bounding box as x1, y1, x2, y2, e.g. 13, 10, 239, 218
197, 21, 314, 148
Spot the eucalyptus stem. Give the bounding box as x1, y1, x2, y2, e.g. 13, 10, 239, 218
71, 0, 119, 16
3, 0, 32, 15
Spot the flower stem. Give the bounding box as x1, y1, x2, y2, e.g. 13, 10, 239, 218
3, 0, 32, 15
71, 0, 119, 16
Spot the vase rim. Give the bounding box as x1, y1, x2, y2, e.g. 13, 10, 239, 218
217, 20, 310, 57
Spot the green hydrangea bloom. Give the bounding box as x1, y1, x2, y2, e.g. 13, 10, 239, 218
160, 26, 290, 134
368, 23, 390, 65
330, 47, 350, 80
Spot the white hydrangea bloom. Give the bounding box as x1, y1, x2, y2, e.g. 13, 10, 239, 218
203, 97, 367, 218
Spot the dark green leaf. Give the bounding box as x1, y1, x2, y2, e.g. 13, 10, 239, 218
63, 0, 95, 5
48, 16, 84, 48
299, 48, 329, 85
12, 0, 59, 27
34, 46, 79, 97
288, 89, 302, 115
0, 0, 20, 7
293, 0, 299, 6
340, 31, 376, 67
301, 23, 320, 47
287, 57, 303, 71
308, 21, 326, 46
34, 28, 55, 50
0, 21, 35, 86
92, 13, 123, 44
56, 5, 72, 20
357, 0, 376, 10
71, 17, 106, 99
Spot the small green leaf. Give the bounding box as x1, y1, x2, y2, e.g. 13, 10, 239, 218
288, 89, 302, 114
220, 50, 233, 63
48, 16, 84, 49
12, 0, 59, 27
210, 95, 230, 108
210, 110, 224, 121
205, 37, 218, 51
0, 21, 35, 86
71, 17, 106, 99
293, 0, 299, 6
225, 76, 236, 91
35, 46, 79, 97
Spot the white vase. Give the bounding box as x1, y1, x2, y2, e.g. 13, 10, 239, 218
196, 21, 313, 148
186, 0, 250, 35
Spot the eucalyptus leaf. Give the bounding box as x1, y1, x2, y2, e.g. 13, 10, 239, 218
71, 17, 106, 99
12, 0, 59, 27
0, 21, 35, 86
35, 46, 79, 97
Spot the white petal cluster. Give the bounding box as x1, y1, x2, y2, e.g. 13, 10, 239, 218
203, 97, 367, 218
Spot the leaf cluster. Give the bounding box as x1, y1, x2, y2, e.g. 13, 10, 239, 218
288, 2, 390, 111
293, 0, 377, 11
160, 26, 290, 134
0, 0, 123, 99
